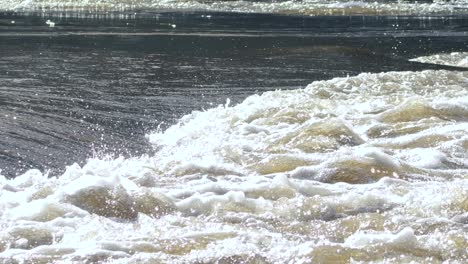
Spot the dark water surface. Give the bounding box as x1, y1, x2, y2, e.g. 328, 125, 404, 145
1, 11, 467, 177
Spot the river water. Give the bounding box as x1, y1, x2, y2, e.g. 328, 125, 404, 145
0, 1, 467, 263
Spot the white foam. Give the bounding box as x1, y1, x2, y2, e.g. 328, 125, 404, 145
148, 71, 466, 179
411, 52, 468, 68
345, 227, 418, 248
395, 148, 450, 169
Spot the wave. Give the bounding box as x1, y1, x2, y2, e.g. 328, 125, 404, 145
1, 69, 467, 262
148, 70, 468, 179
411, 52, 468, 68
3, 0, 468, 16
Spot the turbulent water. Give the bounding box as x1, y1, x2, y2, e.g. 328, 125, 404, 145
1, 0, 468, 263
2, 0, 468, 16
1, 62, 467, 262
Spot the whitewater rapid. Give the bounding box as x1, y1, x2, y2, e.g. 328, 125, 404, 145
3, 0, 468, 16
0, 52, 467, 263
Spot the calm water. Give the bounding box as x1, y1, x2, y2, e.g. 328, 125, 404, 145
0, 8, 467, 264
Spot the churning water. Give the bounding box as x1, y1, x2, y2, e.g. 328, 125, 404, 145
0, 1, 467, 263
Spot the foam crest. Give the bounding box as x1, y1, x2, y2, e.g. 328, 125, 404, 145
345, 227, 418, 248
411, 52, 468, 68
